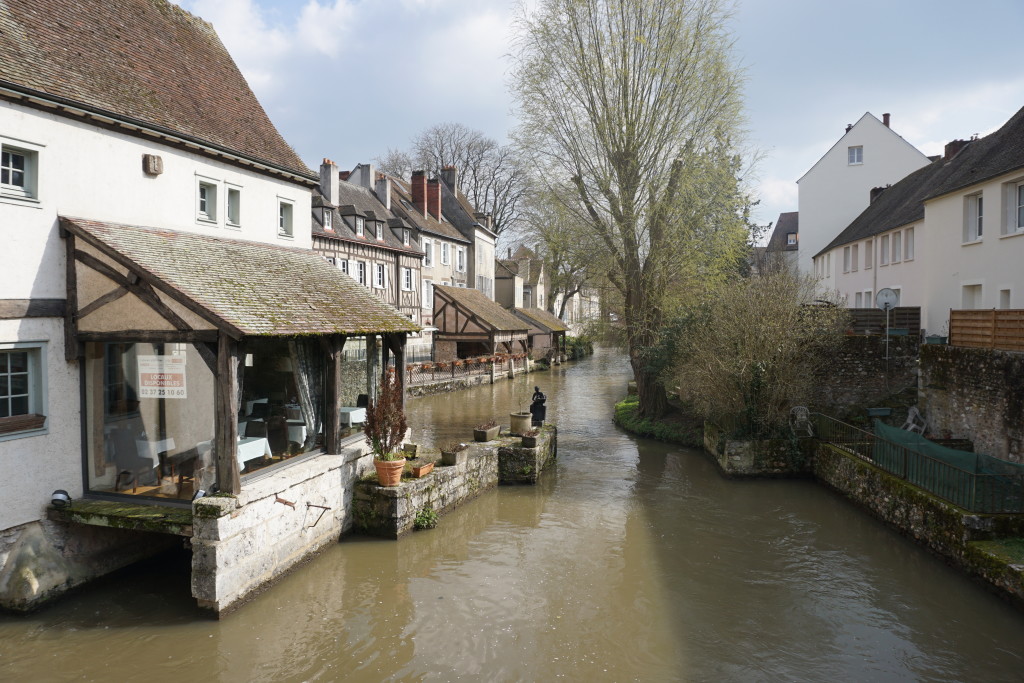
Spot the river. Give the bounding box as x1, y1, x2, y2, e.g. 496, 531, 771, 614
2, 347, 1023, 682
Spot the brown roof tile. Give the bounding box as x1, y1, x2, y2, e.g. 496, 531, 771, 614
62, 217, 418, 336
0, 0, 313, 179
513, 307, 568, 333
434, 285, 528, 332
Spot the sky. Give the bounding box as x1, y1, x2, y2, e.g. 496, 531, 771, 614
177, 0, 1024, 234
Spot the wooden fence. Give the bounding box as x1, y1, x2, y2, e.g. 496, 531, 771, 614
846, 307, 921, 335
949, 309, 1024, 352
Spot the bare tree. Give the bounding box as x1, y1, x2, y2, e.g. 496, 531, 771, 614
511, 0, 751, 417
374, 147, 414, 181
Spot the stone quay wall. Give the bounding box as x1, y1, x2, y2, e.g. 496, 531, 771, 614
353, 426, 557, 538
703, 422, 813, 478
919, 344, 1024, 463
191, 437, 375, 616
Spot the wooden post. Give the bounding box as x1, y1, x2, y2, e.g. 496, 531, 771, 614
325, 334, 346, 454
63, 231, 79, 362
385, 333, 407, 412
215, 332, 241, 494
366, 334, 378, 404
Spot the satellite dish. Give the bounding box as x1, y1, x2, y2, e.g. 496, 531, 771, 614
875, 288, 898, 311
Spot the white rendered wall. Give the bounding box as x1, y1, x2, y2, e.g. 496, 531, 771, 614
798, 113, 929, 278
828, 221, 927, 312
0, 100, 312, 532
922, 173, 1024, 333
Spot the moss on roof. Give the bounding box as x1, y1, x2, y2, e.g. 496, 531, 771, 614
514, 307, 569, 333
434, 285, 528, 332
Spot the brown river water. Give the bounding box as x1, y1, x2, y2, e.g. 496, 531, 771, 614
2, 347, 1024, 682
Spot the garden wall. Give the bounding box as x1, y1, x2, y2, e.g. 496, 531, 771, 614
811, 335, 919, 417
919, 344, 1024, 463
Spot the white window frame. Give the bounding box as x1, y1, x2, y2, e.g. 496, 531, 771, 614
1003, 180, 1024, 236
848, 146, 863, 165
421, 279, 433, 309
851, 244, 859, 272
0, 342, 48, 441
374, 263, 386, 289
278, 198, 294, 238
456, 246, 466, 273
965, 193, 983, 243
403, 229, 411, 246
402, 267, 413, 291
355, 216, 365, 237
0, 137, 41, 203
357, 261, 367, 286
904, 227, 914, 260
422, 238, 433, 267
376, 222, 383, 241
323, 208, 332, 231
441, 243, 450, 265
891, 230, 902, 263
855, 292, 863, 308
197, 177, 218, 223
338, 259, 348, 275
786, 232, 797, 246
843, 246, 850, 273
864, 239, 873, 269
1000, 288, 1012, 309
880, 235, 889, 265
226, 184, 241, 228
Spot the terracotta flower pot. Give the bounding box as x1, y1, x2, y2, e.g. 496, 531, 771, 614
374, 458, 406, 486
412, 462, 434, 478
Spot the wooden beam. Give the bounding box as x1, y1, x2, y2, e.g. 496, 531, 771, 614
78, 330, 218, 343
0, 298, 66, 319
64, 233, 78, 361
215, 333, 241, 494
74, 286, 129, 320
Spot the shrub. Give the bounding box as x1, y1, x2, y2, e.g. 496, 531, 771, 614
414, 506, 438, 530
363, 370, 408, 461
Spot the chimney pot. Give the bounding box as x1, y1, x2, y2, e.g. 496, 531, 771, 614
845, 124, 853, 133
882, 113, 891, 128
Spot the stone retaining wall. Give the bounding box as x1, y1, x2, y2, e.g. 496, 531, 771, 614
811, 335, 919, 417
353, 426, 557, 538
703, 422, 813, 477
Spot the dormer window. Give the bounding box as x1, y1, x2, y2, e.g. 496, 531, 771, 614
355, 216, 364, 236
786, 232, 796, 246
376, 222, 383, 240
323, 209, 333, 230
403, 229, 411, 246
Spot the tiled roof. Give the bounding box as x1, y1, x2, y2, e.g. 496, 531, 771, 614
817, 159, 956, 256
766, 212, 799, 252
62, 217, 419, 336
494, 260, 518, 278
0, 0, 313, 180
434, 285, 528, 332
925, 105, 1024, 200
513, 307, 569, 333
389, 178, 469, 243
312, 182, 423, 256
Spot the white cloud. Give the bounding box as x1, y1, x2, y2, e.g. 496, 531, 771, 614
295, 1, 357, 58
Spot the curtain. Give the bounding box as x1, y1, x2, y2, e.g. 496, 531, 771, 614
289, 339, 325, 450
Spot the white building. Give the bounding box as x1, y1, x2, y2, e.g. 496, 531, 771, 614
816, 106, 1024, 333
799, 113, 930, 280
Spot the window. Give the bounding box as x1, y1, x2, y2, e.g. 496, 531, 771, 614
786, 232, 797, 246
825, 252, 831, 277
0, 344, 46, 437
403, 229, 411, 246
278, 200, 293, 237
422, 279, 433, 309
357, 261, 367, 286
880, 235, 889, 265
226, 187, 241, 227
965, 193, 983, 242
904, 228, 914, 260
1, 143, 38, 200
843, 247, 851, 273
197, 181, 217, 222
338, 259, 349, 275
355, 216, 365, 237
891, 230, 901, 263
441, 243, 450, 265
865, 239, 873, 269
892, 288, 901, 306
456, 246, 466, 273
855, 292, 863, 308
323, 208, 332, 231
1000, 289, 1012, 309
1004, 181, 1024, 235
375, 222, 383, 241
864, 290, 873, 307
851, 244, 859, 271
374, 263, 386, 289
848, 146, 863, 165
402, 267, 413, 291
423, 238, 433, 267
962, 284, 982, 309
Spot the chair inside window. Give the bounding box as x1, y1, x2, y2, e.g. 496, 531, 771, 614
248, 401, 271, 420
902, 407, 927, 434
789, 406, 814, 438
356, 394, 369, 408
245, 420, 268, 439
110, 428, 154, 493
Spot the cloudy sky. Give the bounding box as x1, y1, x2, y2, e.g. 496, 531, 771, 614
177, 0, 1024, 232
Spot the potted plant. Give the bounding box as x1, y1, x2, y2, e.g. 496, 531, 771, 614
364, 370, 407, 486
473, 419, 500, 442
521, 428, 540, 448
440, 440, 469, 466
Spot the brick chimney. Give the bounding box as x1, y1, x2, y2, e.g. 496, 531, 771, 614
474, 212, 492, 230
427, 178, 442, 219
411, 170, 428, 216
845, 124, 853, 134
375, 173, 391, 210
441, 165, 458, 192
882, 112, 891, 128
320, 158, 339, 206
870, 186, 888, 204
945, 139, 968, 160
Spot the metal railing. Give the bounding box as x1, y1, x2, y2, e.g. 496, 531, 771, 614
403, 354, 529, 387
813, 413, 1024, 514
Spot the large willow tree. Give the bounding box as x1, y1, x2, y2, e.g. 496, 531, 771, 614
510, 0, 750, 417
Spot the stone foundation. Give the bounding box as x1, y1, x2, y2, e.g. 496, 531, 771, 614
703, 422, 813, 477
353, 426, 557, 538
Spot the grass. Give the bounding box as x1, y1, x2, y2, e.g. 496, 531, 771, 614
613, 395, 704, 448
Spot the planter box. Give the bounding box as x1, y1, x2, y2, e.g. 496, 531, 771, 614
474, 425, 500, 442
411, 462, 434, 478
441, 449, 468, 466
521, 435, 538, 448
509, 412, 532, 436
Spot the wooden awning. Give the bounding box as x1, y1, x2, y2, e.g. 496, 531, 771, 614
432, 285, 528, 343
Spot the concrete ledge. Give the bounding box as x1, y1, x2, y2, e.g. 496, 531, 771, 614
48, 499, 193, 536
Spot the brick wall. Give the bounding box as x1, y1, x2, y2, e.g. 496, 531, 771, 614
920, 345, 1024, 462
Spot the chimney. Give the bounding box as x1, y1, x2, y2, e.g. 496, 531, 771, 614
375, 173, 391, 211
350, 163, 375, 189
320, 158, 339, 206
944, 139, 968, 160
427, 178, 442, 219
870, 186, 887, 204
440, 165, 458, 192
474, 212, 492, 230
411, 170, 428, 216
845, 124, 853, 133
507, 247, 512, 258
882, 112, 891, 128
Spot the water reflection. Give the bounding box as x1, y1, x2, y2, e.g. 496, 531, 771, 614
2, 348, 1024, 682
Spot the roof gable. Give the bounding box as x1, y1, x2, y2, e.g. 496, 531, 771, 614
0, 0, 312, 179
766, 212, 799, 252
797, 112, 927, 184
434, 285, 528, 332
